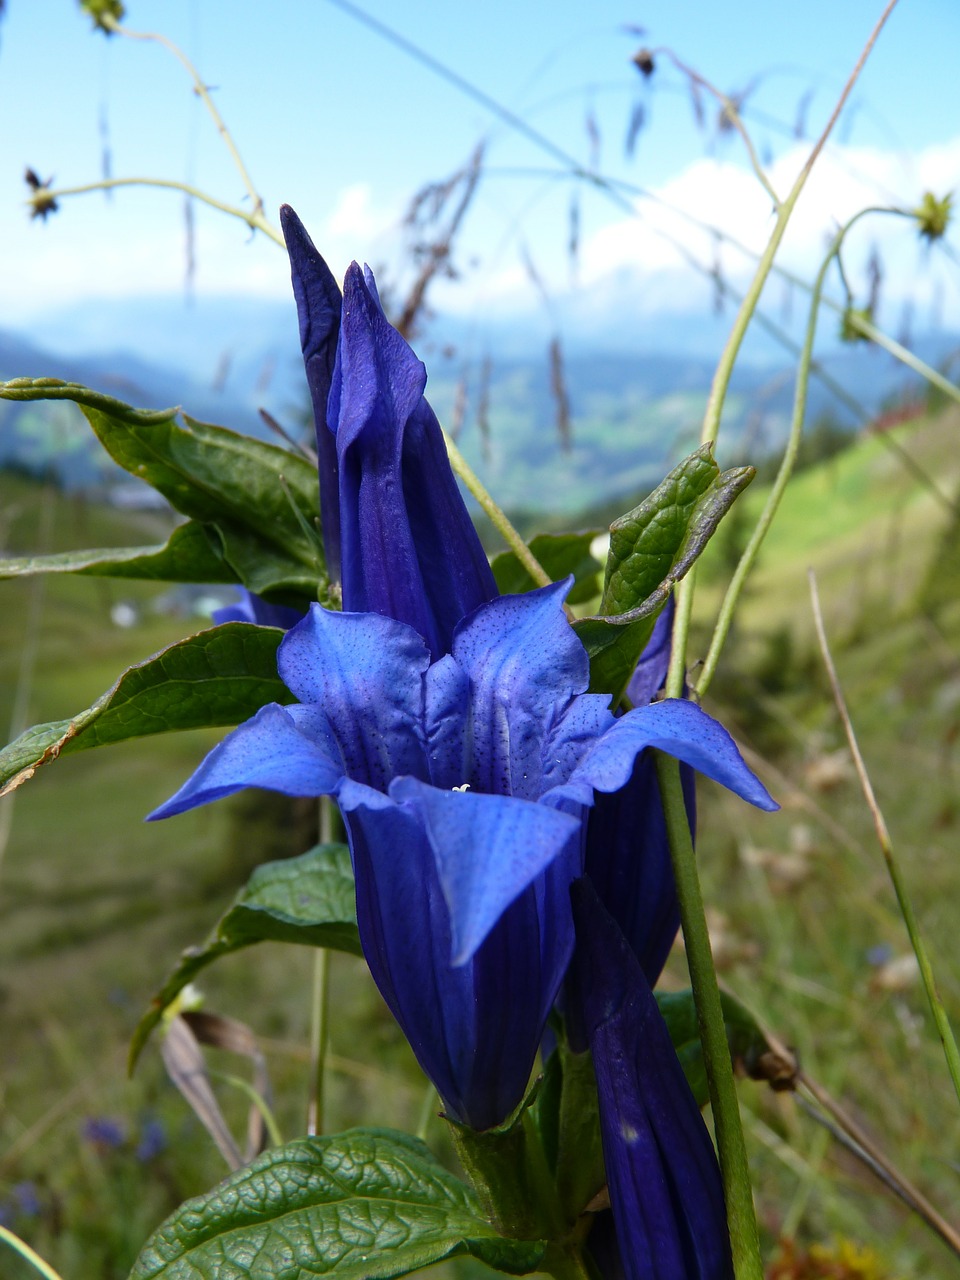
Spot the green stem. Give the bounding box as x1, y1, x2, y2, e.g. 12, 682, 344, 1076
655, 753, 763, 1280
0, 1226, 65, 1280
808, 573, 960, 1112
307, 947, 330, 1135
440, 428, 553, 589
208, 1070, 284, 1148
665, 0, 901, 703
695, 206, 904, 699
539, 1242, 595, 1280
32, 177, 283, 245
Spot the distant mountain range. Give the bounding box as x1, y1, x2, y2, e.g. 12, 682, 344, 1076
2, 293, 957, 516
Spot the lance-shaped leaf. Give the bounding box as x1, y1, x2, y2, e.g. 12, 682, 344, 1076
492, 531, 602, 605
129, 1128, 546, 1280
130, 843, 359, 1069
656, 988, 797, 1106
574, 445, 754, 701
0, 521, 232, 583
0, 379, 326, 598
0, 623, 291, 796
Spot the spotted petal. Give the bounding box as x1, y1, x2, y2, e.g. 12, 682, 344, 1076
390, 776, 581, 964
552, 699, 777, 811
147, 703, 342, 820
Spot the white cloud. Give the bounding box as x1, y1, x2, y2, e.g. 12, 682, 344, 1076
448, 135, 960, 329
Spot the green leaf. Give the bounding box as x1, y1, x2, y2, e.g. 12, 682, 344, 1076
0, 623, 291, 796
130, 844, 360, 1069
573, 613, 660, 704
0, 521, 233, 583
491, 531, 601, 605
656, 988, 793, 1107
128, 1128, 545, 1280
574, 445, 754, 701
0, 381, 326, 598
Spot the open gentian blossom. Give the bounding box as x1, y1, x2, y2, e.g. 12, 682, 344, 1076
151, 580, 774, 1130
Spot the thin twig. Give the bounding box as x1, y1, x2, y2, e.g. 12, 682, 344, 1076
101, 15, 269, 226
796, 1070, 960, 1256
808, 569, 960, 1111
650, 48, 779, 207
29, 177, 283, 245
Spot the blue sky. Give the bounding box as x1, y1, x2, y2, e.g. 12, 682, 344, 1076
1, 0, 958, 347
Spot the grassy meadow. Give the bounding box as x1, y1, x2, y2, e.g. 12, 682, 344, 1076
1, 404, 960, 1277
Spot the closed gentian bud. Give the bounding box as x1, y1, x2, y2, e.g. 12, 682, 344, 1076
570, 879, 733, 1280
331, 261, 498, 657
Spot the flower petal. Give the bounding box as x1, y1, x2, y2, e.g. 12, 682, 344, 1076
557, 699, 777, 811
339, 780, 573, 1129
389, 775, 582, 964
280, 205, 343, 577
424, 653, 471, 789
334, 264, 497, 656
147, 703, 342, 820
450, 581, 589, 801
570, 879, 733, 1280
586, 754, 695, 984
277, 605, 430, 791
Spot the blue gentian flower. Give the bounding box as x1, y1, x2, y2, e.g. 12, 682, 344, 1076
151, 579, 775, 1129
570, 879, 733, 1280
282, 204, 498, 659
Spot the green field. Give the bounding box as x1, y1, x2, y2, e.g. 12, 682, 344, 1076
2, 406, 960, 1278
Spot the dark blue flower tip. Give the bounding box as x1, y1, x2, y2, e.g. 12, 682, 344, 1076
570, 878, 733, 1280
281, 204, 343, 578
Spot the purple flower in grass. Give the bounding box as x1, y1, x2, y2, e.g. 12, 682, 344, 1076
570, 879, 733, 1280
212, 586, 306, 630
151, 581, 775, 1130
82, 1116, 125, 1150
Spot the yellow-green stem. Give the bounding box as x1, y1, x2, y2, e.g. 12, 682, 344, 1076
0, 1226, 65, 1280
31, 177, 283, 244
441, 429, 553, 589
102, 15, 268, 222
695, 206, 903, 699
655, 754, 763, 1280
